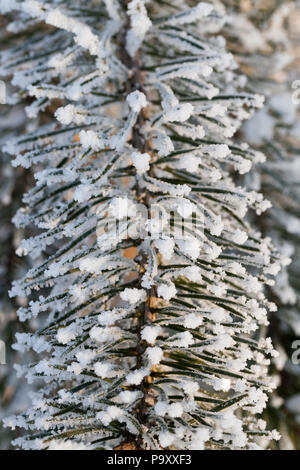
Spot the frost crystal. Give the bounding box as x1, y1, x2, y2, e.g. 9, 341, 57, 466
127, 91, 148, 113
131, 151, 151, 175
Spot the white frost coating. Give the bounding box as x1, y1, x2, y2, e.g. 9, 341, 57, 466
159, 431, 175, 448
182, 381, 199, 397
46, 10, 100, 56
79, 257, 105, 274
177, 237, 202, 260
211, 308, 228, 323
146, 346, 164, 365
118, 390, 141, 404
206, 104, 226, 118
13, 333, 50, 354
89, 326, 122, 344
56, 326, 77, 345
75, 350, 96, 366
235, 158, 252, 175
141, 325, 161, 345
211, 144, 231, 160
22, 0, 44, 16
164, 103, 194, 123
213, 378, 231, 392
2, 0, 281, 451
120, 288, 147, 305
0, 0, 18, 13
104, 0, 121, 20
151, 131, 174, 156
165, 2, 213, 26
155, 238, 175, 261
209, 334, 234, 352
72, 184, 93, 203
168, 331, 194, 348
168, 402, 184, 418
209, 215, 224, 237
232, 230, 248, 245
127, 0, 152, 37
183, 313, 203, 329
155, 401, 169, 416
98, 309, 126, 326
126, 0, 152, 57
97, 406, 124, 426
131, 151, 151, 175
177, 154, 199, 172
182, 266, 202, 282
176, 199, 196, 218
126, 367, 149, 385
94, 362, 114, 378
127, 91, 148, 113
48, 440, 91, 451
189, 428, 210, 450
55, 105, 77, 125
157, 282, 177, 301
109, 197, 136, 219
79, 130, 102, 150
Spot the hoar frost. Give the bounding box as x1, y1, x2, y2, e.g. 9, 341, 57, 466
0, 0, 282, 451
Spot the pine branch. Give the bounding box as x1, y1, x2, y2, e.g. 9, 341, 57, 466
0, 0, 284, 450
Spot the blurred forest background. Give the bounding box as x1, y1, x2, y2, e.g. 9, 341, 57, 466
0, 0, 299, 450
